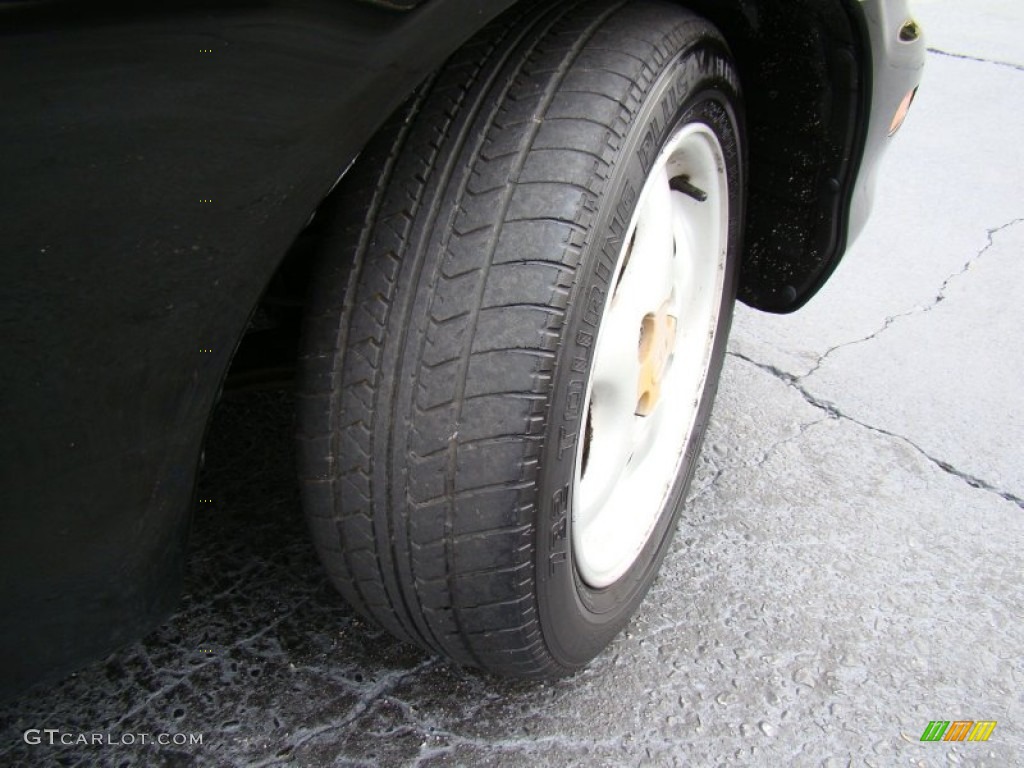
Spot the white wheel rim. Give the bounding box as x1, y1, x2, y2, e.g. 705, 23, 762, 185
572, 123, 729, 589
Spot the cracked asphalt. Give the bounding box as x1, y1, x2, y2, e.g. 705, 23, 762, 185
2, 2, 1021, 766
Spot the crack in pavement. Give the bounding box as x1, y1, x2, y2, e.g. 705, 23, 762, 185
105, 593, 318, 731
799, 218, 1024, 382
688, 417, 827, 505
713, 221, 1024, 508
750, 417, 829, 471
688, 465, 725, 503
727, 351, 1024, 510
927, 47, 1024, 72
251, 657, 440, 767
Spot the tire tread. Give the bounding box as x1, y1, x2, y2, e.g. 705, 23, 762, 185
298, 0, 725, 677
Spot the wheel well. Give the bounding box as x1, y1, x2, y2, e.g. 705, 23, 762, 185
222, 219, 321, 393
228, 0, 867, 389
681, 0, 867, 312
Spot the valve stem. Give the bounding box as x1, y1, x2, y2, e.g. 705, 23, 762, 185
670, 175, 707, 202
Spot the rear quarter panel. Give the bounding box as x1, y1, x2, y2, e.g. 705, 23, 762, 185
0, 0, 514, 694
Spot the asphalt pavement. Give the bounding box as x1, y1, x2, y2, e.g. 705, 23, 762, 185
2, 1, 1021, 765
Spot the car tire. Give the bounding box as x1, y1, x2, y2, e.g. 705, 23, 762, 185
297, 0, 744, 678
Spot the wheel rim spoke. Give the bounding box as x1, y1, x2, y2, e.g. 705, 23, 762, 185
630, 165, 677, 305
580, 288, 642, 517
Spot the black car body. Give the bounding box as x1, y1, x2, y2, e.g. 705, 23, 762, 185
0, 0, 923, 694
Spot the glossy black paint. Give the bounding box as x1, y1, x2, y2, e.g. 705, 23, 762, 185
0, 0, 923, 695
0, 0, 518, 695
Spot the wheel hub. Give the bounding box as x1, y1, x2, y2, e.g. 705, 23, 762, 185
636, 304, 677, 416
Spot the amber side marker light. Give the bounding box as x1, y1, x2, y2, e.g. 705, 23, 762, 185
889, 87, 917, 136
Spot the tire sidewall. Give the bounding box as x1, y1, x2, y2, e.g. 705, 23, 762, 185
535, 36, 745, 669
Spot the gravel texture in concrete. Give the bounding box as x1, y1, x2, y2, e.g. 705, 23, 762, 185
2, 1, 1021, 766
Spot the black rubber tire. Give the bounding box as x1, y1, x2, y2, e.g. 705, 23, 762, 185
297, 0, 744, 678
